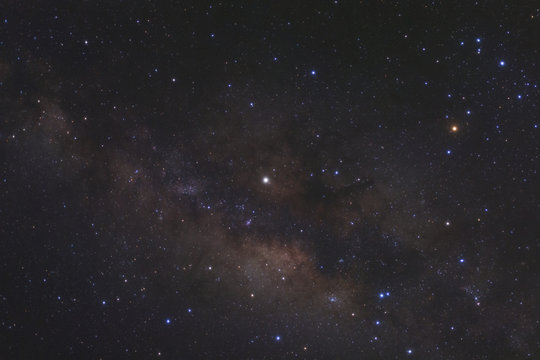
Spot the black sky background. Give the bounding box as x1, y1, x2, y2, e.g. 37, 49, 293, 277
1, 1, 539, 359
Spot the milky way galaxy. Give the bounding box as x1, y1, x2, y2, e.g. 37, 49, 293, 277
1, 1, 539, 359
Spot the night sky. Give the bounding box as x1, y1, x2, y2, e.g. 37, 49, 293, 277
1, 1, 539, 359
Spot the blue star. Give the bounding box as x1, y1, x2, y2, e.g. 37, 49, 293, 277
165, 318, 171, 324
446, 150, 452, 155
459, 258, 465, 263
499, 60, 505, 66
407, 349, 413, 354
379, 293, 385, 298
375, 320, 380, 325
275, 335, 281, 341
310, 70, 316, 76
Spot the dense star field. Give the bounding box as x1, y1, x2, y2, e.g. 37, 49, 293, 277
1, 1, 539, 359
